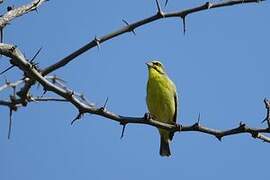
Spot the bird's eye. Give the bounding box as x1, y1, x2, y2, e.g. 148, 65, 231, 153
153, 62, 160, 66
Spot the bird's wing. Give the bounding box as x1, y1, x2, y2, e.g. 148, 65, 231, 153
173, 91, 178, 124
169, 90, 178, 141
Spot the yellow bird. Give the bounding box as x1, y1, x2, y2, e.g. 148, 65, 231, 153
146, 60, 178, 157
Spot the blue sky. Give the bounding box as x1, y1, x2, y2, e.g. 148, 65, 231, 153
1, 0, 270, 179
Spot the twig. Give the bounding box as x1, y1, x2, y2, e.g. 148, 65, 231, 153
0, 0, 47, 28
42, 0, 263, 75
0, 79, 24, 92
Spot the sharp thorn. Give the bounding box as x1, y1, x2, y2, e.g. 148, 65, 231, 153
155, 0, 162, 13
122, 19, 129, 26
8, 108, 13, 139
0, 65, 15, 75
216, 135, 222, 142
103, 97, 109, 109
71, 113, 82, 125
1, 28, 3, 43
122, 19, 136, 35
94, 36, 100, 50
30, 47, 42, 63
182, 16, 186, 35
120, 123, 127, 139
131, 30, 136, 36
197, 113, 201, 124
165, 0, 169, 7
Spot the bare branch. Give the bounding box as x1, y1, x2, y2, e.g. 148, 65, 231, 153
29, 97, 68, 102
1, 43, 270, 143
42, 0, 263, 75
0, 0, 47, 28
0, 100, 12, 107
0, 79, 24, 92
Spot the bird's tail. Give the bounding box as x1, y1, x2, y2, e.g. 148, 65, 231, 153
160, 136, 171, 157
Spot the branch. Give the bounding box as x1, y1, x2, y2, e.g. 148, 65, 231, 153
0, 75, 66, 108
0, 0, 47, 28
42, 0, 264, 75
0, 79, 24, 92
1, 43, 270, 143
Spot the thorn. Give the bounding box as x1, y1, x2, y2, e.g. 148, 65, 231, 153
71, 112, 83, 125
94, 36, 101, 50
7, 6, 13, 12
122, 19, 136, 35
8, 108, 13, 139
122, 19, 129, 26
239, 121, 246, 128
100, 97, 109, 111
0, 65, 15, 75
165, 0, 169, 7
155, 0, 164, 17
120, 123, 127, 139
1, 28, 3, 43
181, 15, 187, 35
41, 89, 47, 97
205, 2, 212, 9
197, 113, 201, 124
103, 97, 108, 109
216, 135, 222, 142
30, 47, 42, 63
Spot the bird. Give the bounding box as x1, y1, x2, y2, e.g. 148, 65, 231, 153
146, 60, 178, 157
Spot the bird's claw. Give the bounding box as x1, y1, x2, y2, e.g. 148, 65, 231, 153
175, 123, 181, 131
144, 112, 153, 121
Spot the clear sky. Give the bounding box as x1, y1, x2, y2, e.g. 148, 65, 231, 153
1, 0, 270, 179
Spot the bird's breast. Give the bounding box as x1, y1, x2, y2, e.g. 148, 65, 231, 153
146, 75, 175, 123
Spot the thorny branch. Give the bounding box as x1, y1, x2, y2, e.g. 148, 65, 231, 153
0, 0, 46, 28
1, 43, 270, 142
0, 0, 269, 143
42, 0, 265, 75
0, 76, 68, 108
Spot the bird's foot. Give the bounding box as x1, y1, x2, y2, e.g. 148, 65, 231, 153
144, 112, 153, 121
175, 123, 182, 131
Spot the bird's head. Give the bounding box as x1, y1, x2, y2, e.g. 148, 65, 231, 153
146, 60, 166, 75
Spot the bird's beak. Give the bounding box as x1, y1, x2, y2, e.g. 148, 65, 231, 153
146, 62, 153, 68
